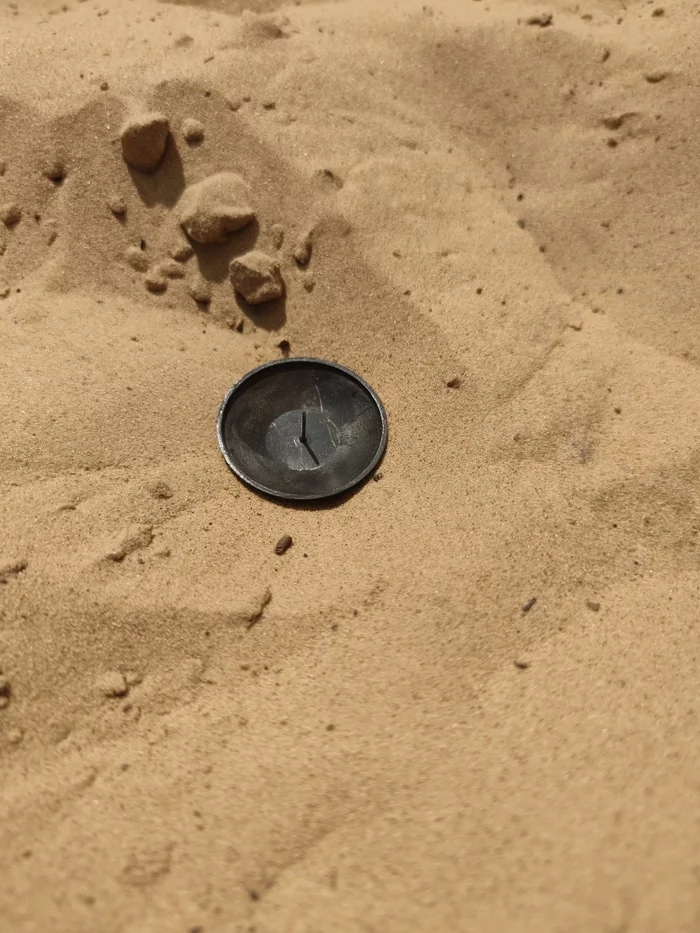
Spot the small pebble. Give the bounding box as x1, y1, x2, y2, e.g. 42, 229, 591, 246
0, 281, 10, 299
514, 660, 530, 670
446, 376, 461, 389
293, 227, 314, 266
178, 173, 255, 244
149, 480, 173, 499
120, 112, 170, 173
100, 80, 109, 91
158, 259, 186, 279
230, 250, 285, 304
274, 534, 293, 555
0, 203, 22, 227
171, 242, 194, 262
145, 271, 167, 294
42, 158, 66, 183
125, 245, 149, 273
188, 277, 212, 304
586, 600, 601, 612
302, 273, 315, 292
182, 118, 205, 144
522, 597, 537, 612
270, 223, 285, 249
107, 195, 127, 216
95, 671, 128, 698
0, 160, 6, 176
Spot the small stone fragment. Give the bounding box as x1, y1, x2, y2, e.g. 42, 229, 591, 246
182, 118, 205, 144
0, 160, 6, 176
292, 227, 314, 266
120, 112, 170, 174
446, 376, 461, 389
158, 259, 186, 279
522, 597, 537, 612
170, 242, 194, 262
107, 194, 127, 215
274, 534, 293, 555
514, 660, 530, 670
0, 559, 27, 583
0, 203, 21, 227
42, 158, 66, 183
45, 220, 58, 245
123, 670, 143, 687
95, 671, 129, 698
188, 276, 212, 304
270, 223, 285, 249
301, 273, 315, 292
0, 281, 10, 299
586, 600, 601, 612
145, 271, 167, 294
178, 172, 255, 244
230, 250, 284, 304
125, 245, 149, 272
644, 70, 670, 83
0, 674, 11, 705
525, 12, 553, 26
149, 480, 173, 500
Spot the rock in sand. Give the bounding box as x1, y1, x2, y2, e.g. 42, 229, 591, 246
120, 112, 170, 174
230, 250, 285, 304
177, 172, 254, 244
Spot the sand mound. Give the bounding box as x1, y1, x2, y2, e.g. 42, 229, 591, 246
1, 0, 700, 931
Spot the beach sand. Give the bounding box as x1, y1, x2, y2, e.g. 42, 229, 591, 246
1, 0, 700, 930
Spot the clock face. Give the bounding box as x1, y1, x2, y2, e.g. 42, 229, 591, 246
217, 358, 388, 501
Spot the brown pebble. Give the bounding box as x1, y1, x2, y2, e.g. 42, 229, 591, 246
0, 281, 10, 300
171, 242, 194, 262
525, 12, 553, 25
270, 223, 285, 249
178, 172, 254, 244
145, 272, 167, 294
446, 376, 461, 389
125, 245, 149, 273
230, 250, 285, 304
292, 227, 314, 266
275, 534, 293, 555
158, 259, 186, 280
188, 277, 212, 304
0, 160, 6, 176
0, 675, 11, 702
651, 6, 664, 15
95, 671, 128, 698
120, 112, 170, 173
0, 203, 21, 227
149, 480, 173, 500
302, 273, 315, 292
277, 339, 290, 355
644, 70, 670, 83
373, 472, 383, 482
100, 80, 109, 90
522, 597, 537, 612
586, 600, 601, 612
182, 118, 205, 144
514, 660, 530, 670
107, 195, 127, 215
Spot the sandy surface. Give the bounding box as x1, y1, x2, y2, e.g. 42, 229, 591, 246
1, 0, 700, 930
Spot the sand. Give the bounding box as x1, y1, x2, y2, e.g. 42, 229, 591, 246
1, 0, 700, 930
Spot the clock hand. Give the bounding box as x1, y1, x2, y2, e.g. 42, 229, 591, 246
299, 410, 320, 465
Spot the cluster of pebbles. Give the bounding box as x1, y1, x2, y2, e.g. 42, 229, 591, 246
118, 111, 301, 307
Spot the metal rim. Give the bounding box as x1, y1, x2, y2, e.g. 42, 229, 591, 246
216, 357, 388, 501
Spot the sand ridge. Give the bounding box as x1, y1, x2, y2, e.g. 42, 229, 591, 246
1, 0, 700, 931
